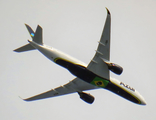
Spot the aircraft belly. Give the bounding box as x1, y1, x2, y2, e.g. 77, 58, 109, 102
55, 58, 110, 84
105, 78, 142, 104
105, 81, 140, 104
54, 58, 144, 104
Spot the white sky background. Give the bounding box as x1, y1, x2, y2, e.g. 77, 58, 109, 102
0, 0, 156, 119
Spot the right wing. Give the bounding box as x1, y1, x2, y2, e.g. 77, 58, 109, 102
23, 77, 99, 101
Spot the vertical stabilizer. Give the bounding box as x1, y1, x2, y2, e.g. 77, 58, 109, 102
25, 24, 43, 45
25, 24, 35, 39
14, 24, 43, 52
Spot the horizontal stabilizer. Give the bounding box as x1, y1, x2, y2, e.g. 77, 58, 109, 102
14, 43, 36, 52
33, 25, 43, 45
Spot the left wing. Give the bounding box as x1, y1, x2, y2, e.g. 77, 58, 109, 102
87, 8, 111, 79
23, 77, 99, 101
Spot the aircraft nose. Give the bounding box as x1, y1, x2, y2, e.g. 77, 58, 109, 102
140, 99, 146, 105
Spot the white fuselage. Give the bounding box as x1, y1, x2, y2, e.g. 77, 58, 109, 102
28, 40, 86, 67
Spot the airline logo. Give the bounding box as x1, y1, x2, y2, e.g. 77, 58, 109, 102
120, 82, 135, 92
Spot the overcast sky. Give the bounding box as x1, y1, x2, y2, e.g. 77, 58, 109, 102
1, 0, 156, 120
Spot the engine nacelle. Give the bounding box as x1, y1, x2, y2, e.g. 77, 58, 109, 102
78, 92, 95, 104
101, 59, 123, 75
107, 63, 123, 75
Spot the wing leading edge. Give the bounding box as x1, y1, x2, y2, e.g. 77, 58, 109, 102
87, 8, 111, 79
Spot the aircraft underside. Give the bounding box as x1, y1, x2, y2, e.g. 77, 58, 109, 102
14, 8, 146, 105
55, 58, 141, 104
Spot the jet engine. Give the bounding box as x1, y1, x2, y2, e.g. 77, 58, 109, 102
102, 59, 123, 75
106, 63, 123, 75
78, 92, 95, 104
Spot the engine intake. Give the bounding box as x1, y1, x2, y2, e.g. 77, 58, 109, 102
78, 92, 95, 104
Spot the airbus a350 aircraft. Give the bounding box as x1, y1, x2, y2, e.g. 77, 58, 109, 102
14, 8, 146, 105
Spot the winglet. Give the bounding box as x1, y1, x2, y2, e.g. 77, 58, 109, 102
19, 96, 31, 102
19, 96, 26, 101
105, 7, 110, 15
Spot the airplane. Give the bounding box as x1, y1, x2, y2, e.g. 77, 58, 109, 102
14, 8, 146, 105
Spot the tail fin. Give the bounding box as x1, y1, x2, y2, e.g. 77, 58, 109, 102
25, 24, 35, 39
14, 24, 43, 52
25, 24, 43, 45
